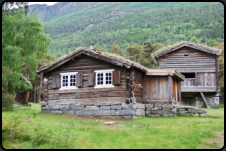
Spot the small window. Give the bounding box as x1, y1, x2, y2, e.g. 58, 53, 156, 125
184, 53, 189, 56
94, 69, 114, 88
181, 73, 195, 79
60, 72, 78, 90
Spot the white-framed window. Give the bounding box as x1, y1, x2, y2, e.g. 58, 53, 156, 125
59, 72, 78, 90
94, 69, 114, 88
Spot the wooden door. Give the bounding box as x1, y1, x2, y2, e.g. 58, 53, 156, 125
181, 97, 194, 106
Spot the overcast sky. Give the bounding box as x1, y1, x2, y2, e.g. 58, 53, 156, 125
28, 2, 59, 6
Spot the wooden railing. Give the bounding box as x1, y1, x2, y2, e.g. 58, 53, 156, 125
181, 79, 196, 87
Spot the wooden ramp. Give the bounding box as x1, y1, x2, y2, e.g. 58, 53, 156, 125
200, 92, 210, 108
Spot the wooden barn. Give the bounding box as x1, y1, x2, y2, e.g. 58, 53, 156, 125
154, 42, 221, 108
37, 48, 184, 118
15, 74, 32, 104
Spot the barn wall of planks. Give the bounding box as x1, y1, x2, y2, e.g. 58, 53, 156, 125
44, 55, 130, 105
142, 75, 181, 104
157, 47, 216, 72
156, 45, 220, 108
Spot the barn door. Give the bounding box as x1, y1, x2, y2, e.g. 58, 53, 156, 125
181, 97, 194, 106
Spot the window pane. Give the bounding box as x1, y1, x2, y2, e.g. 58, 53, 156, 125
70, 74, 76, 86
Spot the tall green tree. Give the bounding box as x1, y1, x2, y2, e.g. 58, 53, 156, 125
2, 2, 52, 103
141, 41, 153, 67
110, 43, 124, 56
126, 43, 144, 63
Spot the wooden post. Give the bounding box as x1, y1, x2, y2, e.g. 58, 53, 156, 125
216, 56, 219, 92
178, 80, 181, 105
168, 75, 172, 104
200, 92, 210, 108
23, 90, 29, 104
37, 74, 42, 103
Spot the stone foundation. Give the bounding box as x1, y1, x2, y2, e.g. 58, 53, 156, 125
41, 102, 177, 119
178, 106, 207, 116
195, 93, 219, 108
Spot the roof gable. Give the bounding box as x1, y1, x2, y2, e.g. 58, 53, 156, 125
154, 42, 221, 59
37, 48, 148, 74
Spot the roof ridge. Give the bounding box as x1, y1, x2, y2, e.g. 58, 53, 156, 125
153, 41, 222, 58
37, 48, 148, 74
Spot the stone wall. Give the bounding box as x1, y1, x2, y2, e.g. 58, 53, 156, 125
41, 102, 176, 119
178, 106, 207, 116
195, 93, 219, 108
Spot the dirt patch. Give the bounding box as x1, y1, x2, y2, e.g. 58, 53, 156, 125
198, 130, 224, 149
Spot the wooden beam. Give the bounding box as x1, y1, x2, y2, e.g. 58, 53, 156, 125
200, 92, 210, 108
48, 86, 127, 94
181, 86, 217, 92
216, 55, 219, 92
146, 69, 175, 73
168, 75, 172, 103
146, 73, 169, 76
47, 97, 127, 105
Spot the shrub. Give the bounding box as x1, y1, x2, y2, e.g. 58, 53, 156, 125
2, 67, 16, 111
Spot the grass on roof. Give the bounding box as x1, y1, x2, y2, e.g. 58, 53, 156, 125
152, 41, 222, 57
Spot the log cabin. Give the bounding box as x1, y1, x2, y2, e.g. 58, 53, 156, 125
15, 74, 32, 104
37, 48, 185, 119
154, 42, 222, 108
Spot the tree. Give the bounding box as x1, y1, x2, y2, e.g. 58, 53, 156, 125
190, 35, 198, 43
2, 2, 52, 108
211, 42, 224, 96
110, 43, 124, 56
93, 44, 105, 52
32, 53, 59, 103
126, 43, 143, 63
141, 41, 153, 68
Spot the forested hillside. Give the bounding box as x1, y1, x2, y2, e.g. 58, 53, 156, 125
28, 2, 223, 57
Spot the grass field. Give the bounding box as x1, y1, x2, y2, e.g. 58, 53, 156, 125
2, 103, 224, 149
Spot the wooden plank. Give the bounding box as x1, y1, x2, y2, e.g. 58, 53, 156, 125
168, 76, 172, 103
48, 86, 127, 94
143, 100, 170, 104
216, 56, 219, 91
59, 91, 126, 99
113, 70, 121, 85
200, 92, 210, 108
181, 86, 217, 92
132, 85, 143, 91
47, 94, 59, 100
160, 68, 216, 72
61, 65, 112, 70
76, 72, 83, 87
88, 72, 95, 87
151, 77, 156, 100
47, 97, 127, 105
179, 81, 181, 104
52, 74, 57, 89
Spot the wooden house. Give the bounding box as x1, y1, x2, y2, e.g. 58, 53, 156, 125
15, 74, 32, 104
37, 48, 184, 118
154, 42, 221, 108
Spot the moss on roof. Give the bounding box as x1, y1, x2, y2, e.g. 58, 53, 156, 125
153, 41, 222, 58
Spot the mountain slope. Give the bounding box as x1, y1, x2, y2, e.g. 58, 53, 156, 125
28, 2, 215, 25
28, 2, 224, 57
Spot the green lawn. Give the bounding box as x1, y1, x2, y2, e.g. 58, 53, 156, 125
2, 103, 224, 149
